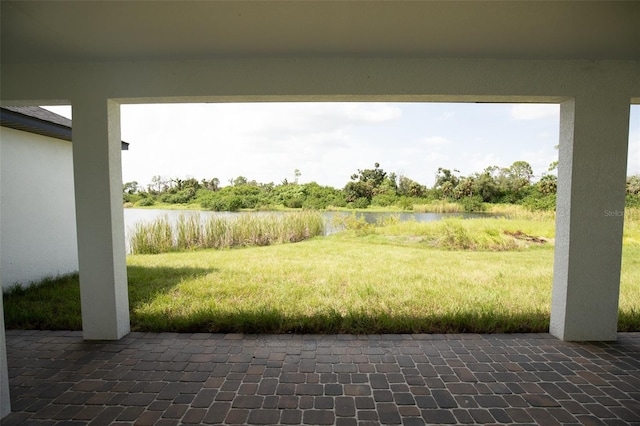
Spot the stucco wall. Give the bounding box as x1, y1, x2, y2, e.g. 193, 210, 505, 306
0, 297, 9, 418
0, 126, 78, 289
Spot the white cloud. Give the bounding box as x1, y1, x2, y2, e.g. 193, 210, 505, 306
42, 102, 569, 189
341, 103, 402, 123
629, 128, 640, 176
465, 153, 503, 175
520, 148, 558, 178
423, 136, 450, 146
423, 152, 449, 164
627, 105, 640, 176
510, 104, 559, 120
41, 105, 72, 119
117, 103, 406, 189
434, 111, 455, 121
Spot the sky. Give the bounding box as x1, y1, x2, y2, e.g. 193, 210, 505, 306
44, 102, 639, 190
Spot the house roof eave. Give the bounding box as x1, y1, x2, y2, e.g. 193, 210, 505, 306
0, 106, 129, 150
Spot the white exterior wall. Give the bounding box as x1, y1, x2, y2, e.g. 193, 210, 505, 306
0, 126, 78, 289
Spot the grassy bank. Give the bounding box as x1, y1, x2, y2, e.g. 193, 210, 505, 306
4, 215, 640, 334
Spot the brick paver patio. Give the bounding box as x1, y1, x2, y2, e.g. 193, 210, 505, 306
3, 331, 640, 425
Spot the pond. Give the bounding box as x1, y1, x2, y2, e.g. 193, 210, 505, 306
123, 208, 496, 239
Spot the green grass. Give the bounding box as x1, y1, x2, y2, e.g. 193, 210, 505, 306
4, 214, 640, 334
359, 216, 555, 251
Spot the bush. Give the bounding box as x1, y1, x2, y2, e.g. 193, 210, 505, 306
170, 188, 197, 204
284, 196, 305, 209
396, 197, 414, 211
458, 196, 486, 212
123, 193, 142, 204
626, 194, 640, 208
336, 213, 374, 236
519, 193, 556, 211
136, 197, 156, 207
201, 195, 244, 211
371, 193, 397, 207
350, 197, 371, 209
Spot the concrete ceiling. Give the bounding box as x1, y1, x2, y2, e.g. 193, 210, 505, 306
2, 1, 639, 64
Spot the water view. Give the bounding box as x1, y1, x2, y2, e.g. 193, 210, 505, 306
123, 208, 496, 240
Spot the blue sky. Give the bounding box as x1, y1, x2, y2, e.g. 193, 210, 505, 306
44, 102, 639, 190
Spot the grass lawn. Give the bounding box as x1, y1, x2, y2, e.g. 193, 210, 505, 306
4, 215, 640, 334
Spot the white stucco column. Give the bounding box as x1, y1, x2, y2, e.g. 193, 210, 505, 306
72, 98, 130, 340
0, 296, 10, 419
1, 139, 10, 419
550, 93, 630, 341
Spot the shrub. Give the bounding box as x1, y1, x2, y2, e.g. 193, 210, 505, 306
371, 193, 397, 207
350, 197, 371, 209
334, 213, 374, 236
626, 194, 640, 208
168, 188, 197, 204
396, 197, 414, 211
123, 193, 142, 204
201, 195, 244, 212
434, 219, 475, 249
519, 193, 556, 211
458, 196, 486, 212
226, 196, 244, 211
284, 196, 305, 209
136, 197, 156, 207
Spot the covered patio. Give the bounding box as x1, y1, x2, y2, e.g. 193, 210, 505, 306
4, 331, 640, 425
1, 1, 639, 421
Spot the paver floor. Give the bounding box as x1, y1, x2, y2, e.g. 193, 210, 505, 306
3, 331, 640, 425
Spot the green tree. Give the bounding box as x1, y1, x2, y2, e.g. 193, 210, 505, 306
509, 161, 534, 183
231, 176, 249, 187
627, 175, 640, 195
472, 168, 499, 202
344, 163, 388, 203
497, 161, 534, 199
453, 177, 474, 199
440, 181, 455, 199
434, 168, 460, 199
123, 181, 139, 194
148, 175, 169, 194
435, 168, 460, 189
537, 174, 557, 195
397, 175, 426, 197
201, 177, 220, 191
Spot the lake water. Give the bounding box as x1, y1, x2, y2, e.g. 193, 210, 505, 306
123, 208, 495, 239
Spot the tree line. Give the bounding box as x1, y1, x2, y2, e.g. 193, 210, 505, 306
123, 162, 640, 212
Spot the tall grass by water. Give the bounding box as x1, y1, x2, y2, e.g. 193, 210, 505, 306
412, 201, 463, 213
129, 210, 324, 254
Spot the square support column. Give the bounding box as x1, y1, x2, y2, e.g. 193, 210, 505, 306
1, 137, 9, 418
551, 94, 630, 341
0, 295, 10, 419
72, 98, 130, 340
